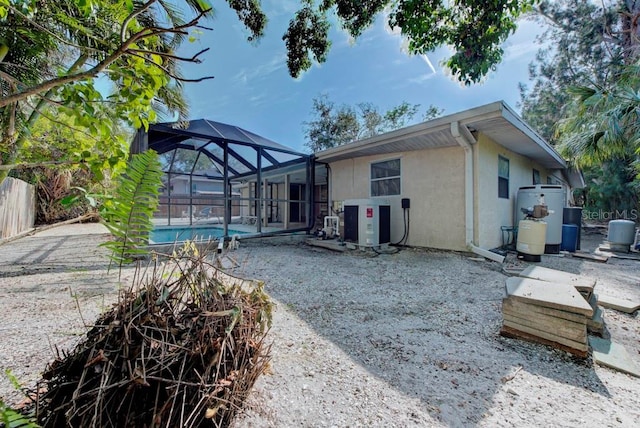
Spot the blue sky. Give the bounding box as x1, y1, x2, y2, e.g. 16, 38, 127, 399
178, 1, 544, 153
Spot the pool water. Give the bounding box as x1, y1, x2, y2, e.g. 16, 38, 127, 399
150, 226, 247, 244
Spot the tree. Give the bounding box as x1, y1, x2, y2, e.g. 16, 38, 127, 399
556, 64, 640, 168
303, 94, 442, 152
519, 0, 623, 143
10, 109, 131, 223
304, 95, 360, 152
0, 0, 267, 183
284, 0, 535, 84
1, 0, 542, 187
518, 0, 639, 212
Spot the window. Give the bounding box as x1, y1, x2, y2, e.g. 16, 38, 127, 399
498, 156, 509, 199
371, 159, 401, 196
532, 169, 541, 185
547, 175, 561, 185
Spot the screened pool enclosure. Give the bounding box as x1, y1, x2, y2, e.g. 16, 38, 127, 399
131, 120, 326, 242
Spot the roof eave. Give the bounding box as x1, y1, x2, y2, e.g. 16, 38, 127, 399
496, 103, 567, 169
316, 101, 568, 170
315, 102, 506, 162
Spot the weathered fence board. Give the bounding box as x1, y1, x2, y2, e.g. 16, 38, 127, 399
0, 177, 36, 239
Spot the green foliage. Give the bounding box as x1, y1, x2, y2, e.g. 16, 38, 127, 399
304, 94, 442, 152
101, 150, 163, 271
519, 0, 623, 143
285, 0, 533, 83
391, 0, 533, 84
283, 4, 331, 78
8, 112, 128, 223
519, 0, 639, 212
580, 160, 639, 213
556, 62, 640, 168
1, 370, 40, 428
0, 401, 39, 428
20, 111, 129, 181
0, 0, 254, 184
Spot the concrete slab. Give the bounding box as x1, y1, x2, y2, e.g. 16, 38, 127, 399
502, 308, 587, 342
589, 336, 640, 378
306, 239, 347, 252
587, 306, 605, 335
571, 252, 609, 263
501, 297, 586, 323
502, 318, 588, 351
505, 277, 594, 317
597, 295, 640, 314
518, 266, 596, 296
500, 325, 588, 358
30, 222, 109, 237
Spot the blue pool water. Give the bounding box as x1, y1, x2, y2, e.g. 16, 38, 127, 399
150, 226, 247, 244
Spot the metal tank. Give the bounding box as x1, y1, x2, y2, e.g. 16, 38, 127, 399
607, 219, 637, 252
516, 185, 566, 254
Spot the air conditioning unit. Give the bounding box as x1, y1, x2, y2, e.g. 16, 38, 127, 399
343, 199, 391, 248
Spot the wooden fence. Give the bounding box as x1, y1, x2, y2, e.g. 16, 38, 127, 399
0, 177, 36, 239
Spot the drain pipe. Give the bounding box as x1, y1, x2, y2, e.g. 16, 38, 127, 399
450, 121, 505, 263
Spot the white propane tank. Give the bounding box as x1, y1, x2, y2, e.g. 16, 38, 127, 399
517, 220, 547, 262
516, 185, 565, 253
607, 219, 636, 251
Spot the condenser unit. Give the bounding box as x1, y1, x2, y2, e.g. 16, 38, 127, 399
343, 199, 391, 248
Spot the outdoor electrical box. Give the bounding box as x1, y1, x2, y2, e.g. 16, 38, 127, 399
343, 199, 391, 248
401, 198, 410, 209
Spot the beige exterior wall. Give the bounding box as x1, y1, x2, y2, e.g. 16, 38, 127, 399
475, 134, 558, 249
329, 146, 467, 251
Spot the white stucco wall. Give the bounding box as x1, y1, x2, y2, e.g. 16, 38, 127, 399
329, 146, 467, 251
475, 134, 558, 249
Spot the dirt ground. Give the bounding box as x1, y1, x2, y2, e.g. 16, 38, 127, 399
0, 225, 639, 427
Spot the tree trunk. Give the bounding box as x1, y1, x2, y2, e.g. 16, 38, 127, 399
622, 0, 640, 62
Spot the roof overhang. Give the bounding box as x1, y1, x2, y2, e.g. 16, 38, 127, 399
316, 101, 567, 170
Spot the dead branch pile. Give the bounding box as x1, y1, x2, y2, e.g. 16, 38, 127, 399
31, 252, 272, 427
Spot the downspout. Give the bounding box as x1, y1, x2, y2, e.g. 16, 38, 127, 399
451, 121, 505, 263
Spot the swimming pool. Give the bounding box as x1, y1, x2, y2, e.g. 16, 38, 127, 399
150, 226, 247, 244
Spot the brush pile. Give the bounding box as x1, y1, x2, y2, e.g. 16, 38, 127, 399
31, 250, 272, 427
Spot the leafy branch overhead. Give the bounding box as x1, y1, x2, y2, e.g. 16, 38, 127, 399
0, 0, 216, 111
284, 0, 535, 84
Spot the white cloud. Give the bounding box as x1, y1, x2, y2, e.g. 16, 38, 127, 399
262, 0, 300, 18
503, 39, 542, 62
249, 93, 268, 106
233, 53, 288, 84
408, 72, 437, 85
503, 19, 546, 62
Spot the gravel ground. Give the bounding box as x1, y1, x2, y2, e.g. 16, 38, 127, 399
0, 225, 639, 427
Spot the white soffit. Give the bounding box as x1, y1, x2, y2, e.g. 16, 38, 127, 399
316, 101, 566, 170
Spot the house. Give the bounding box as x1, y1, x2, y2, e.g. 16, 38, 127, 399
315, 101, 583, 252
161, 169, 224, 195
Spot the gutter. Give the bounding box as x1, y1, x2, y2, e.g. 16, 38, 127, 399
450, 121, 505, 264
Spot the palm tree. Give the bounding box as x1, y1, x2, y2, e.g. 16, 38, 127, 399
0, 0, 267, 183
556, 62, 640, 167
556, 61, 640, 211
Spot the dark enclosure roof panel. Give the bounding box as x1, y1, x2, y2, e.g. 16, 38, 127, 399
145, 119, 310, 180
150, 119, 300, 154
